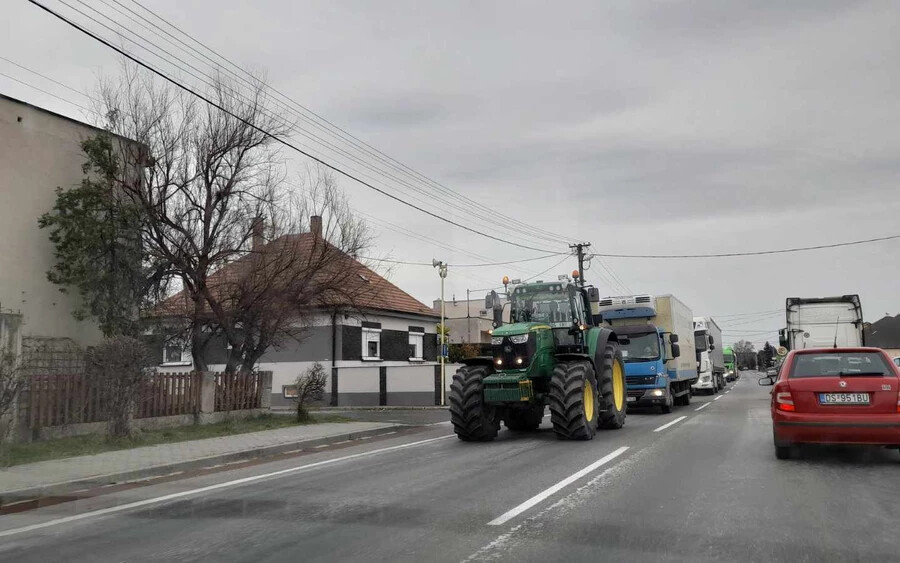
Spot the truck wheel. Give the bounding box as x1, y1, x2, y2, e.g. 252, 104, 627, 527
597, 342, 627, 430
504, 405, 544, 432
681, 388, 691, 406
549, 361, 598, 440
449, 365, 500, 441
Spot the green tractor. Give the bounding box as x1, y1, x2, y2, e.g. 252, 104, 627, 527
448, 276, 627, 441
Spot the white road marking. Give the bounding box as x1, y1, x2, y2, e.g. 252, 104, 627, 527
0, 434, 455, 539
652, 416, 688, 432
714, 395, 722, 401
487, 446, 629, 526
694, 402, 711, 411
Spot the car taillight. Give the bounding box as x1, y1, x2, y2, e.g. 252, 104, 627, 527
776, 391, 795, 412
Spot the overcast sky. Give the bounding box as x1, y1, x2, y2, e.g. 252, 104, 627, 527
5, 1, 900, 347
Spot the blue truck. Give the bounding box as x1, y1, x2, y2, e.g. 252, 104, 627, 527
597, 294, 698, 413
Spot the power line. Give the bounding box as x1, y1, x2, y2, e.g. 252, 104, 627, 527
0, 70, 92, 113
29, 0, 566, 255
123, 0, 581, 246
591, 234, 900, 259
523, 254, 573, 282
72, 0, 573, 251
0, 55, 91, 100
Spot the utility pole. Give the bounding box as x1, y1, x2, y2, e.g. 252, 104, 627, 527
569, 243, 591, 286
433, 259, 448, 406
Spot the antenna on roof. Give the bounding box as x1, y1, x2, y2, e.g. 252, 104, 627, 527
833, 316, 840, 348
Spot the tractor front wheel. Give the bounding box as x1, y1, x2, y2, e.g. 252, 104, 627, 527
504, 405, 544, 432
597, 342, 628, 429
449, 365, 500, 441
549, 361, 598, 440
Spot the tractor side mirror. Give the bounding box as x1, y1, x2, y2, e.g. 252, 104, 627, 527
671, 343, 681, 358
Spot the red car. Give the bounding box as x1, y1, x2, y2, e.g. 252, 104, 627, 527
760, 347, 900, 459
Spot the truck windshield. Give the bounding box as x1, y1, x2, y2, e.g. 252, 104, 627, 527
724, 353, 735, 363
510, 291, 572, 326
620, 332, 660, 362
694, 330, 708, 350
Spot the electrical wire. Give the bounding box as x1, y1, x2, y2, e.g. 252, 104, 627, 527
0, 70, 92, 113
29, 0, 567, 254
522, 254, 573, 282
122, 0, 581, 246
591, 234, 900, 259
72, 0, 574, 251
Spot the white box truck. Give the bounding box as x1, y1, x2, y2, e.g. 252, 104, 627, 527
692, 316, 725, 394
597, 294, 697, 412
778, 295, 864, 350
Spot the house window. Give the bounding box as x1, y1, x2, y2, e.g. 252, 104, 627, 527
409, 327, 424, 361
162, 339, 190, 365
362, 327, 381, 360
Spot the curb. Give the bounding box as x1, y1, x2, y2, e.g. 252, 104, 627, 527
0, 424, 406, 505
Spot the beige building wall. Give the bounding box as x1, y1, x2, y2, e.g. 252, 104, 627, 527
433, 297, 510, 343
0, 94, 105, 346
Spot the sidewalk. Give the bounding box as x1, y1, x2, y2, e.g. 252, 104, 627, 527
0, 421, 401, 503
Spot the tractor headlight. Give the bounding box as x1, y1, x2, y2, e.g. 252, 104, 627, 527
491, 336, 503, 345
509, 334, 529, 344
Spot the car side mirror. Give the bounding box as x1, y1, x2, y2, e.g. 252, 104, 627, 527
671, 343, 681, 358
758, 376, 774, 386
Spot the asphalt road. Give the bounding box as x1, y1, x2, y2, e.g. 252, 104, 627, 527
3, 372, 900, 562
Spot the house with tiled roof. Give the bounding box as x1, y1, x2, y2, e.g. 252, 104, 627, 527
153, 216, 441, 407
864, 314, 900, 360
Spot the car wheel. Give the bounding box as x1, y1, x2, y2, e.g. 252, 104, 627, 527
775, 445, 792, 460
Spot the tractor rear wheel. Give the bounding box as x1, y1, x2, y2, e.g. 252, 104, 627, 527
449, 365, 500, 441
597, 342, 628, 429
504, 405, 544, 432
549, 361, 598, 440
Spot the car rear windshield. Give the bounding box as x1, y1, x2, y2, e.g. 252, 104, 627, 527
789, 352, 892, 378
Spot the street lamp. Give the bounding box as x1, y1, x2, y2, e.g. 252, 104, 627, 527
433, 259, 448, 406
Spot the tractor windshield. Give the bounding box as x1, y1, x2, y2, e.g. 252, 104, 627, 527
510, 289, 573, 327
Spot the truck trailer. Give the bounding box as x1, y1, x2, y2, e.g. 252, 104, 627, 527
778, 295, 864, 350
692, 317, 725, 394
597, 294, 697, 413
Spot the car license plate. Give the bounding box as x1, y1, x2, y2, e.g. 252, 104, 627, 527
819, 392, 869, 405
627, 396, 637, 403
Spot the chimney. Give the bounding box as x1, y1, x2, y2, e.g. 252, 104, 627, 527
310, 215, 323, 239
251, 216, 265, 250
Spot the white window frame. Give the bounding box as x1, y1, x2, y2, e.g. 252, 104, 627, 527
162, 338, 191, 366
408, 329, 424, 361
362, 327, 382, 361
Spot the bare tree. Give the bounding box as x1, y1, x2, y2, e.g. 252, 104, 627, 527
214, 167, 376, 372
292, 362, 327, 422
94, 62, 292, 368
732, 340, 757, 369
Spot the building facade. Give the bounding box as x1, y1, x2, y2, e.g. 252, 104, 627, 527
0, 94, 120, 347
433, 297, 509, 344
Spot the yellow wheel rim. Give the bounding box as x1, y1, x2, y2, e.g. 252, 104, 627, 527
584, 380, 595, 422
613, 360, 625, 411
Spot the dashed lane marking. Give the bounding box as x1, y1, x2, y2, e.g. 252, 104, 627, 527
652, 416, 687, 433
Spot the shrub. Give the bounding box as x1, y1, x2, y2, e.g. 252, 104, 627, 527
293, 362, 327, 422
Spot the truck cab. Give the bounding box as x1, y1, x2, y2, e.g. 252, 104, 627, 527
598, 294, 693, 413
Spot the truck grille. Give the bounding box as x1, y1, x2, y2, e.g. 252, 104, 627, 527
627, 389, 644, 398
627, 375, 657, 385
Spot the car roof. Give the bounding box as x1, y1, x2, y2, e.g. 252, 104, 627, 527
789, 347, 885, 355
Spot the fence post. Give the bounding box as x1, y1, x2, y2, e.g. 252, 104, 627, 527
259, 371, 272, 409
330, 367, 338, 407
198, 371, 216, 422
434, 364, 441, 406
379, 366, 387, 406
